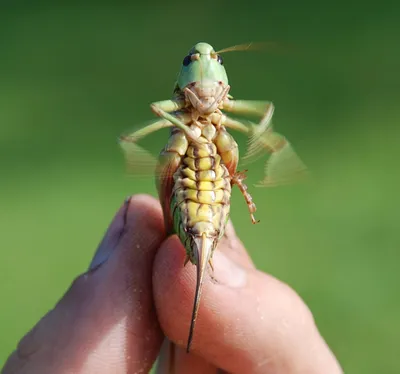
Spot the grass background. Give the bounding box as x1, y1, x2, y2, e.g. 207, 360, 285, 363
1, 2, 399, 373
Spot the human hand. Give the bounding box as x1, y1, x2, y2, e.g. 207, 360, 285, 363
2, 195, 343, 374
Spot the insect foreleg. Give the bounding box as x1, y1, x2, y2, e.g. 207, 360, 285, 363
223, 99, 275, 135
222, 116, 308, 188
223, 115, 286, 158
151, 100, 199, 142
151, 98, 186, 113
119, 119, 173, 143
220, 116, 250, 134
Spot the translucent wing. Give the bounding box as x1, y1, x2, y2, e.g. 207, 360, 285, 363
119, 137, 158, 178
254, 140, 309, 187
241, 122, 309, 187
118, 118, 174, 179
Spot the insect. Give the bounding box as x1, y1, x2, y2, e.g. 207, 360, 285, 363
119, 42, 307, 353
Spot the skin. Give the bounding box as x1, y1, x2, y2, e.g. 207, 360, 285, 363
2, 195, 343, 374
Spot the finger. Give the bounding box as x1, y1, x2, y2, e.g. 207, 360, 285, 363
155, 220, 253, 374
156, 339, 219, 374
153, 234, 343, 374
219, 220, 255, 270
3, 195, 166, 374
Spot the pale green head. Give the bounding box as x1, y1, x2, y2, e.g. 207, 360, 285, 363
176, 42, 229, 90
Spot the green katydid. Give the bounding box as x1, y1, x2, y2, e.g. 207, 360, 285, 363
119, 42, 307, 358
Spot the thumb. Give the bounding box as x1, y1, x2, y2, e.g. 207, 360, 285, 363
2, 195, 166, 374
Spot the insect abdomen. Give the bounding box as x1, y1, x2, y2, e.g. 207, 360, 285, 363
171, 142, 231, 261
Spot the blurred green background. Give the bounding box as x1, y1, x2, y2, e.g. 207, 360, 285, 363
1, 2, 399, 373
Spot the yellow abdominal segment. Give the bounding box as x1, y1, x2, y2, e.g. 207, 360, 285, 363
172, 142, 232, 246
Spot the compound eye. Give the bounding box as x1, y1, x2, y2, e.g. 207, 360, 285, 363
182, 55, 192, 66
217, 55, 224, 65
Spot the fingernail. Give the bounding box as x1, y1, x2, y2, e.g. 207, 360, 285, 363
212, 250, 247, 288
88, 197, 131, 270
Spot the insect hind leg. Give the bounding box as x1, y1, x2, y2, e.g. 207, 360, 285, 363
231, 170, 260, 224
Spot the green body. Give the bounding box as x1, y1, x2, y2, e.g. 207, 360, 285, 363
177, 42, 229, 90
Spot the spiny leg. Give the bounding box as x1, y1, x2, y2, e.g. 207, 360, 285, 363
222, 115, 286, 151
223, 99, 275, 134
118, 119, 175, 177
231, 170, 260, 224
151, 99, 199, 142
151, 98, 186, 113
118, 117, 190, 181
222, 100, 276, 164
220, 116, 250, 134
222, 115, 308, 187
222, 115, 284, 159
119, 118, 172, 143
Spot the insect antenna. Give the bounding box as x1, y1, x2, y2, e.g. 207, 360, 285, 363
215, 41, 295, 55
